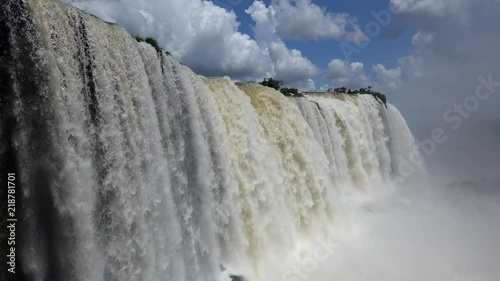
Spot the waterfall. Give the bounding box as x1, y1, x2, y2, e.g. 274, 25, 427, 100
0, 0, 422, 280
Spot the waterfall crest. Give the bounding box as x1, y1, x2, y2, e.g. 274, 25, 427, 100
0, 0, 422, 280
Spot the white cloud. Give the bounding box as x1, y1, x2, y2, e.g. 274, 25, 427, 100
268, 41, 319, 83
324, 59, 371, 89
269, 0, 366, 42
373, 64, 402, 89
411, 30, 434, 48
246, 1, 320, 84
246, 0, 367, 43
319, 84, 331, 92
345, 24, 370, 44
390, 0, 468, 17
289, 78, 316, 92
380, 0, 500, 126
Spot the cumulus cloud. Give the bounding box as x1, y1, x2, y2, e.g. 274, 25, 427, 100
269, 0, 367, 42
411, 30, 433, 48
288, 78, 316, 92
378, 0, 500, 127
390, 0, 468, 17
268, 41, 319, 83
246, 1, 319, 85
324, 59, 371, 89
373, 64, 402, 89
345, 24, 370, 44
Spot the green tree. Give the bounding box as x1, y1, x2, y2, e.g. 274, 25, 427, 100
260, 77, 283, 91
334, 87, 347, 93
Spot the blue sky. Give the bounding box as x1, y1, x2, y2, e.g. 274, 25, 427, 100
219, 0, 417, 87
67, 0, 500, 126
233, 0, 415, 68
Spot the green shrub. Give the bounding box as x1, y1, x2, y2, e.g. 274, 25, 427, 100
328, 85, 387, 106
145, 37, 161, 52
370, 91, 387, 106
280, 87, 300, 97
334, 87, 347, 93
134, 35, 170, 55
260, 77, 283, 91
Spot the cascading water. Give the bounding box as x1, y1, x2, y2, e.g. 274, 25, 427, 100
0, 0, 422, 280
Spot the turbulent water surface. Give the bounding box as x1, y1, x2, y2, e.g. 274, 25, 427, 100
0, 1, 426, 281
